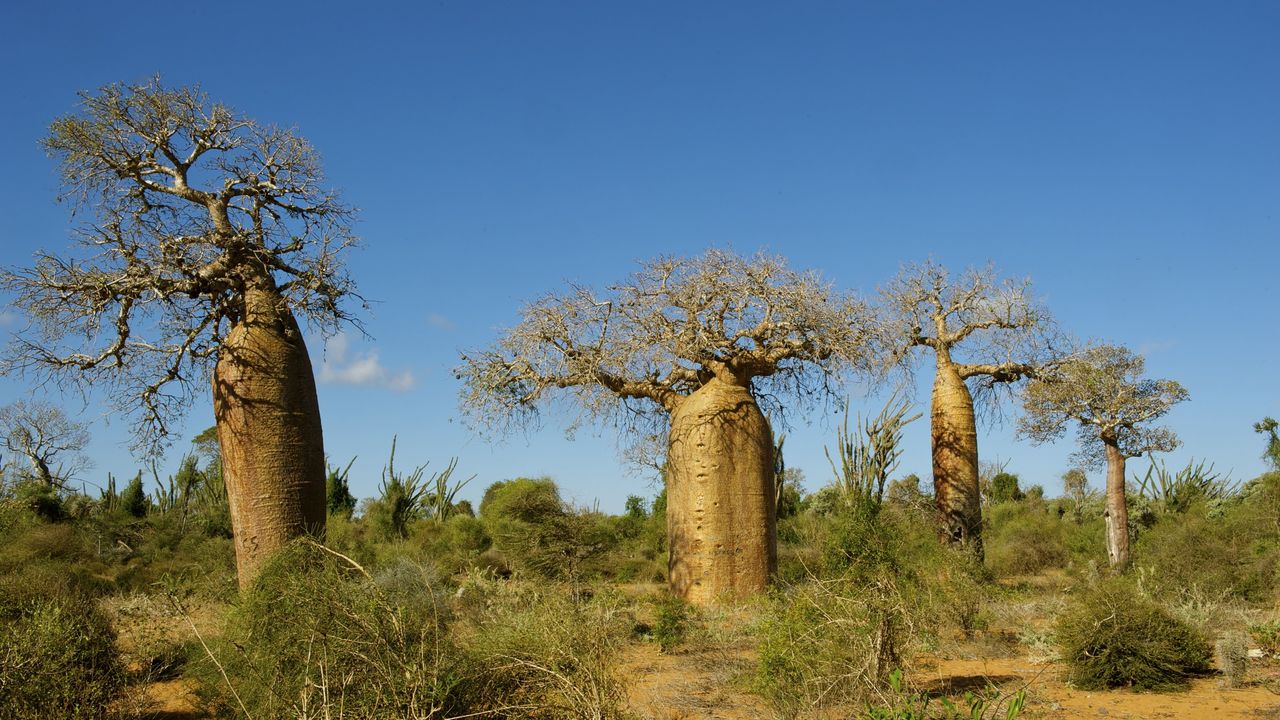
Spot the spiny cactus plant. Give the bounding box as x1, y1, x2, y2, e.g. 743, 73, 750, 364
1215, 631, 1249, 688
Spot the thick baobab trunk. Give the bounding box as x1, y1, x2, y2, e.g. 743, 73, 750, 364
931, 356, 983, 557
213, 285, 327, 588
666, 377, 776, 605
1103, 440, 1131, 572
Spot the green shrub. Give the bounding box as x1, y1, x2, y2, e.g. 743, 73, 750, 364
985, 503, 1069, 577
650, 595, 692, 653
1134, 509, 1277, 603
0, 594, 124, 719
192, 540, 468, 718
480, 478, 616, 581
988, 472, 1024, 504
1055, 578, 1211, 690
12, 479, 66, 522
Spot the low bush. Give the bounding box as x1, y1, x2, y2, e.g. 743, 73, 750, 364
454, 574, 632, 719
1055, 578, 1211, 690
191, 540, 468, 718
0, 593, 125, 719
985, 503, 1069, 577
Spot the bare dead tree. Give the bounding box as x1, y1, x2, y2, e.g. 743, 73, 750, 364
0, 78, 361, 586
879, 260, 1064, 556
0, 399, 92, 489
458, 249, 875, 604
1019, 344, 1187, 571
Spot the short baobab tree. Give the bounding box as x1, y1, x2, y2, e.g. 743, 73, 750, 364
458, 249, 873, 604
1019, 344, 1188, 571
0, 399, 91, 489
0, 79, 359, 587
879, 261, 1061, 554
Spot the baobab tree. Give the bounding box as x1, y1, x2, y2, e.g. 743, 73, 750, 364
0, 399, 91, 488
1019, 344, 1188, 571
0, 79, 359, 586
458, 249, 873, 604
879, 261, 1061, 555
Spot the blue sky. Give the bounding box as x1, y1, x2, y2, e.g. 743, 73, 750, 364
1, 2, 1277, 510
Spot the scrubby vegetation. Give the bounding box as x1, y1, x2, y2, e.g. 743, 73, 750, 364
3, 416, 1280, 719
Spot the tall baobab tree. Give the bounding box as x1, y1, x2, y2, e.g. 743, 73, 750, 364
880, 261, 1061, 555
0, 399, 91, 488
458, 249, 873, 604
1019, 344, 1187, 571
0, 79, 360, 586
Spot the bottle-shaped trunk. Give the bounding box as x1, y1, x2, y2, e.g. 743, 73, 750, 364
214, 286, 327, 588
666, 377, 776, 605
1103, 439, 1131, 572
931, 358, 983, 557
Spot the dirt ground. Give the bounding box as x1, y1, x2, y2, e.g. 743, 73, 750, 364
621, 646, 1280, 720
126, 642, 1280, 719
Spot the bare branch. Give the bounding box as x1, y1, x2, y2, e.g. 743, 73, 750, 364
457, 249, 875, 438
1, 77, 361, 451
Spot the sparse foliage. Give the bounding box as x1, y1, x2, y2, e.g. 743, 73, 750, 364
1020, 344, 1188, 570
1, 77, 362, 586
0, 400, 91, 489
0, 77, 358, 448
879, 260, 1062, 551
458, 249, 875, 602
459, 249, 872, 432
1256, 417, 1280, 471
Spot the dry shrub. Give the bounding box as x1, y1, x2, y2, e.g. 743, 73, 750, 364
1056, 578, 1211, 690
754, 572, 923, 716
454, 573, 632, 719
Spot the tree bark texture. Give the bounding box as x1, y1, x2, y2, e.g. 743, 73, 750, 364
1103, 440, 1131, 572
931, 358, 984, 558
214, 286, 327, 588
666, 377, 776, 605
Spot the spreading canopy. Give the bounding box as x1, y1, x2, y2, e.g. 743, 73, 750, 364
0, 78, 360, 449
880, 260, 1062, 403
458, 249, 874, 434
1019, 344, 1188, 463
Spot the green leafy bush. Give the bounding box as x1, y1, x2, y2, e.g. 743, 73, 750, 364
0, 594, 124, 719
649, 595, 692, 653
1055, 579, 1211, 690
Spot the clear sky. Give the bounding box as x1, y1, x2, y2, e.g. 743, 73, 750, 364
1, 1, 1277, 510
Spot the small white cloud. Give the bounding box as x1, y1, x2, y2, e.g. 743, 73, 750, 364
427, 313, 456, 332
0, 310, 16, 327
319, 333, 416, 392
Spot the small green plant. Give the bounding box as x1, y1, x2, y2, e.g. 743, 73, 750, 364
650, 595, 692, 653
325, 456, 358, 519
1249, 620, 1280, 656
1055, 578, 1211, 690
120, 471, 148, 518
